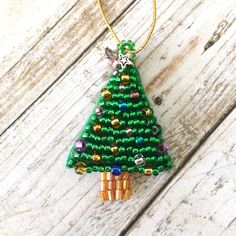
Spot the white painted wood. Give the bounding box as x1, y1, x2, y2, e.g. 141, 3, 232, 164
0, 0, 135, 134
127, 109, 236, 236
0, 0, 78, 78
0, 0, 235, 235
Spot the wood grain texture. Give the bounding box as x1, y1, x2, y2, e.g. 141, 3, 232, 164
0, 0, 235, 235
126, 108, 236, 236
0, 0, 78, 78
0, 0, 135, 134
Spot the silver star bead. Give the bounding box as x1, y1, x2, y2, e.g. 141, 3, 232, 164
114, 54, 134, 69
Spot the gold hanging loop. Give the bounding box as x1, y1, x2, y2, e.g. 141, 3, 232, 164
97, 0, 157, 54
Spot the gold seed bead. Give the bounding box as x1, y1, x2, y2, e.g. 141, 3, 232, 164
144, 168, 153, 175
111, 146, 119, 155
93, 124, 102, 134
101, 88, 112, 100
92, 154, 101, 161
111, 118, 120, 128
121, 75, 130, 85
142, 108, 152, 117
74, 162, 87, 175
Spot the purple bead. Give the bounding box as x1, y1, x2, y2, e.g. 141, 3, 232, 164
126, 127, 132, 137
130, 91, 140, 99
75, 139, 86, 152
162, 143, 169, 151
157, 143, 168, 154
95, 106, 103, 116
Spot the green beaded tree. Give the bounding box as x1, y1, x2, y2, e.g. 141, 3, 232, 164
66, 40, 173, 176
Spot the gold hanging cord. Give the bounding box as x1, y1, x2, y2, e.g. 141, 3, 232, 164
97, 0, 157, 54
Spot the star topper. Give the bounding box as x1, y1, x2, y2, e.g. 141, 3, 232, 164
114, 53, 134, 69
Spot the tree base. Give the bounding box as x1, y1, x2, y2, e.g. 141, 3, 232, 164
100, 172, 132, 201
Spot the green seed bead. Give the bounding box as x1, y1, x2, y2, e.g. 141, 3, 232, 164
99, 167, 105, 172
140, 147, 146, 153
108, 136, 114, 142
123, 113, 129, 119
107, 127, 113, 133
133, 104, 139, 109
146, 147, 152, 152
82, 133, 89, 139
92, 166, 98, 172
130, 112, 136, 117
158, 166, 164, 172
128, 120, 134, 126
66, 159, 74, 168
138, 167, 145, 173
128, 157, 134, 162
120, 121, 125, 126
126, 147, 132, 152
121, 156, 127, 161
151, 147, 156, 152
105, 166, 111, 172
124, 94, 129, 100
86, 167, 92, 173
116, 139, 122, 145
166, 161, 173, 169
122, 165, 127, 171
119, 147, 125, 153
127, 167, 134, 173
107, 110, 114, 116
127, 102, 133, 108
153, 169, 159, 175
146, 157, 151, 162
115, 157, 121, 162
132, 148, 139, 154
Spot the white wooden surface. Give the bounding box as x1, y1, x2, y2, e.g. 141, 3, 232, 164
0, 0, 235, 235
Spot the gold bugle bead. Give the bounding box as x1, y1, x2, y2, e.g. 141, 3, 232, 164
100, 180, 107, 191
101, 172, 107, 181
101, 89, 112, 100
123, 189, 132, 200
115, 180, 122, 190
92, 154, 101, 161
144, 168, 153, 175
115, 190, 122, 200
111, 118, 120, 128
107, 180, 115, 190
121, 75, 130, 85
122, 172, 130, 180
107, 190, 115, 200
74, 162, 87, 175
100, 191, 108, 201
93, 124, 102, 134
123, 179, 130, 189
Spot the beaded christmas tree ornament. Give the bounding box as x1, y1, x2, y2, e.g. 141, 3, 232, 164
66, 40, 173, 201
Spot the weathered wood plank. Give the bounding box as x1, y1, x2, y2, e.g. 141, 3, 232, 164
0, 0, 78, 78
0, 0, 135, 134
126, 108, 236, 236
0, 0, 235, 235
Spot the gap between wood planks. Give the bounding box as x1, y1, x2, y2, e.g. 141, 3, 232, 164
120, 104, 236, 236
0, 0, 136, 137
